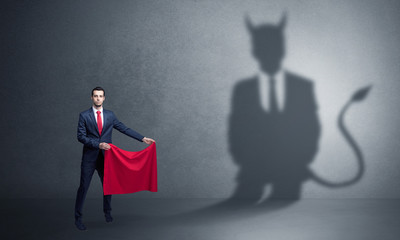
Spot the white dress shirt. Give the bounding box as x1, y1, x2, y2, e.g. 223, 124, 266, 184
258, 70, 286, 112
92, 106, 104, 127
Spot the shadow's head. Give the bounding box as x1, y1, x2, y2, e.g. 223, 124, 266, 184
246, 14, 287, 76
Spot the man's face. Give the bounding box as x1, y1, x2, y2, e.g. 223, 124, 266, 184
91, 90, 105, 107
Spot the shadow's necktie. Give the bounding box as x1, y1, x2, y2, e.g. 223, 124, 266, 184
97, 111, 103, 135
269, 76, 279, 114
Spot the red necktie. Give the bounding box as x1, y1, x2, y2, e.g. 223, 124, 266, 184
97, 111, 103, 135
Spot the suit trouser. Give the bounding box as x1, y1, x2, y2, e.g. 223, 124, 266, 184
75, 150, 112, 220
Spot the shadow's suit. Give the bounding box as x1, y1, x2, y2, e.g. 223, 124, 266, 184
74, 107, 144, 221
229, 71, 320, 200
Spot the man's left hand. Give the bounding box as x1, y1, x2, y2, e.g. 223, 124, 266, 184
143, 137, 155, 145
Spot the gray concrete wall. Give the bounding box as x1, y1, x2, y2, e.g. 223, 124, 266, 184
1, 0, 399, 199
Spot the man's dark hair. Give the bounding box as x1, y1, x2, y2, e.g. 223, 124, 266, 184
92, 86, 105, 96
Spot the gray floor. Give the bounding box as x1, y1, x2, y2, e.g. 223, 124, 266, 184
1, 198, 399, 240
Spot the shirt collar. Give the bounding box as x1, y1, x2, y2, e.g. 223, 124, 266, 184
258, 68, 285, 82
92, 106, 103, 114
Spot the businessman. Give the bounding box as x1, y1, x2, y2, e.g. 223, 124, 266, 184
74, 86, 155, 231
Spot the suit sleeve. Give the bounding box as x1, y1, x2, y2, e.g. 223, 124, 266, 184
77, 113, 100, 149
112, 113, 144, 142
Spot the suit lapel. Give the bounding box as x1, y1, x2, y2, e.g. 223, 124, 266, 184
88, 108, 100, 135
103, 109, 109, 131
283, 71, 289, 112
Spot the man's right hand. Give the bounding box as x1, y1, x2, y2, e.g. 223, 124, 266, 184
99, 142, 111, 150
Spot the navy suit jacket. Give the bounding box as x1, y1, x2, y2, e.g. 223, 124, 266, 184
77, 108, 144, 162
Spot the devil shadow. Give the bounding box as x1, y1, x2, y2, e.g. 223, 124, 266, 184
181, 14, 370, 221
228, 14, 320, 205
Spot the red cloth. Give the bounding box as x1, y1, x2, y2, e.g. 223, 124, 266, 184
103, 143, 157, 195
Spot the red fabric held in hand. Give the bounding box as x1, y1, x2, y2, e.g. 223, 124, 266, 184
103, 143, 157, 195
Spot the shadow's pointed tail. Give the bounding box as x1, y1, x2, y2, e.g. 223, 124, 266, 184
311, 85, 372, 188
